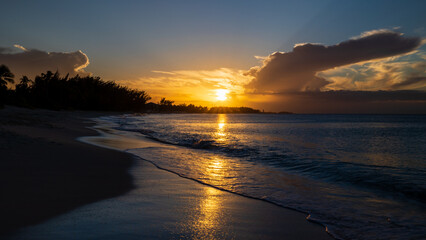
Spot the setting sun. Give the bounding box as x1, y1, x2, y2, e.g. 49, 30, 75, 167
215, 89, 229, 101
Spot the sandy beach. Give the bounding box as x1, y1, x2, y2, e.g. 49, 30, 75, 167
0, 106, 134, 234
0, 106, 332, 239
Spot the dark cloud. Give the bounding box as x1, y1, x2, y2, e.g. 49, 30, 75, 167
245, 30, 422, 93
292, 90, 426, 102
0, 45, 90, 79
248, 90, 426, 114
0, 47, 13, 53
391, 76, 426, 90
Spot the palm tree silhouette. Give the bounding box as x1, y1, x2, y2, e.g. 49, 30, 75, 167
0, 65, 15, 106
19, 76, 31, 87
0, 65, 14, 88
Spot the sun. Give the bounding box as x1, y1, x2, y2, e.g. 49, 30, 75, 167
215, 89, 229, 101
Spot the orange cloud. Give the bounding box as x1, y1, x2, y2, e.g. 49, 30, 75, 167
121, 68, 251, 105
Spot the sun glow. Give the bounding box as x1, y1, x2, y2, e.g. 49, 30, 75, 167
215, 89, 229, 101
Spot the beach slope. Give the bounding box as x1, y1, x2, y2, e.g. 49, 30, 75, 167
0, 106, 134, 234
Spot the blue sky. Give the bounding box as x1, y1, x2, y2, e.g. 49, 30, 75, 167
1, 0, 423, 77
0, 0, 425, 112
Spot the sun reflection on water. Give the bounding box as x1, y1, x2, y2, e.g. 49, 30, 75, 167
177, 114, 241, 238
206, 157, 226, 181
215, 114, 227, 142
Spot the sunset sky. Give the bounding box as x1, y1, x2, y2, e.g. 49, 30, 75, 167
1, 0, 425, 113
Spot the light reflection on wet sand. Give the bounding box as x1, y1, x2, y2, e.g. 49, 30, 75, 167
175, 115, 231, 238
179, 187, 226, 239
69, 117, 332, 239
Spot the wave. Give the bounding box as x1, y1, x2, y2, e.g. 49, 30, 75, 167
126, 145, 426, 240
98, 114, 426, 240
114, 126, 258, 155
116, 126, 426, 203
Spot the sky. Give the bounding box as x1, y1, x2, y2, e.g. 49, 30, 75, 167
0, 0, 425, 113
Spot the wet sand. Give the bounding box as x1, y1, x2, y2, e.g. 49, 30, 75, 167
0, 106, 332, 239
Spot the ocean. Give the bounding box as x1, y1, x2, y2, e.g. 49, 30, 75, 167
98, 113, 426, 240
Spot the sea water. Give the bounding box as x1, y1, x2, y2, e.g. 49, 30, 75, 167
99, 113, 426, 240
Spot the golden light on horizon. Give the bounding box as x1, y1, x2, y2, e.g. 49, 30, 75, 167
131, 68, 253, 107
215, 89, 229, 101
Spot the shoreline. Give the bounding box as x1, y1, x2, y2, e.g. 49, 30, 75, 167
76, 115, 334, 239
1, 106, 332, 239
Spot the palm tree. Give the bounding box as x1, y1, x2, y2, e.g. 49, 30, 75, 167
0, 65, 14, 88
0, 65, 14, 106
19, 76, 31, 86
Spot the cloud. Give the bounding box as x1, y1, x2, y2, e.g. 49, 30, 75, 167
122, 68, 251, 104
133, 68, 249, 92
0, 47, 13, 53
391, 76, 426, 89
245, 90, 426, 113
320, 52, 426, 91
13, 44, 27, 51
354, 28, 400, 39
293, 90, 426, 102
0, 45, 90, 79
245, 30, 422, 93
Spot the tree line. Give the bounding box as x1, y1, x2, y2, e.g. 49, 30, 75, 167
0, 65, 150, 111
146, 98, 261, 113
0, 65, 265, 113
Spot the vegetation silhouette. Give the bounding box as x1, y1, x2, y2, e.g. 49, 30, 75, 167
0, 65, 15, 107
1, 67, 278, 113
145, 97, 261, 113
2, 70, 151, 111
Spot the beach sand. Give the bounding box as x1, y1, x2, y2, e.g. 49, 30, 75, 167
0, 106, 134, 234
0, 106, 332, 239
